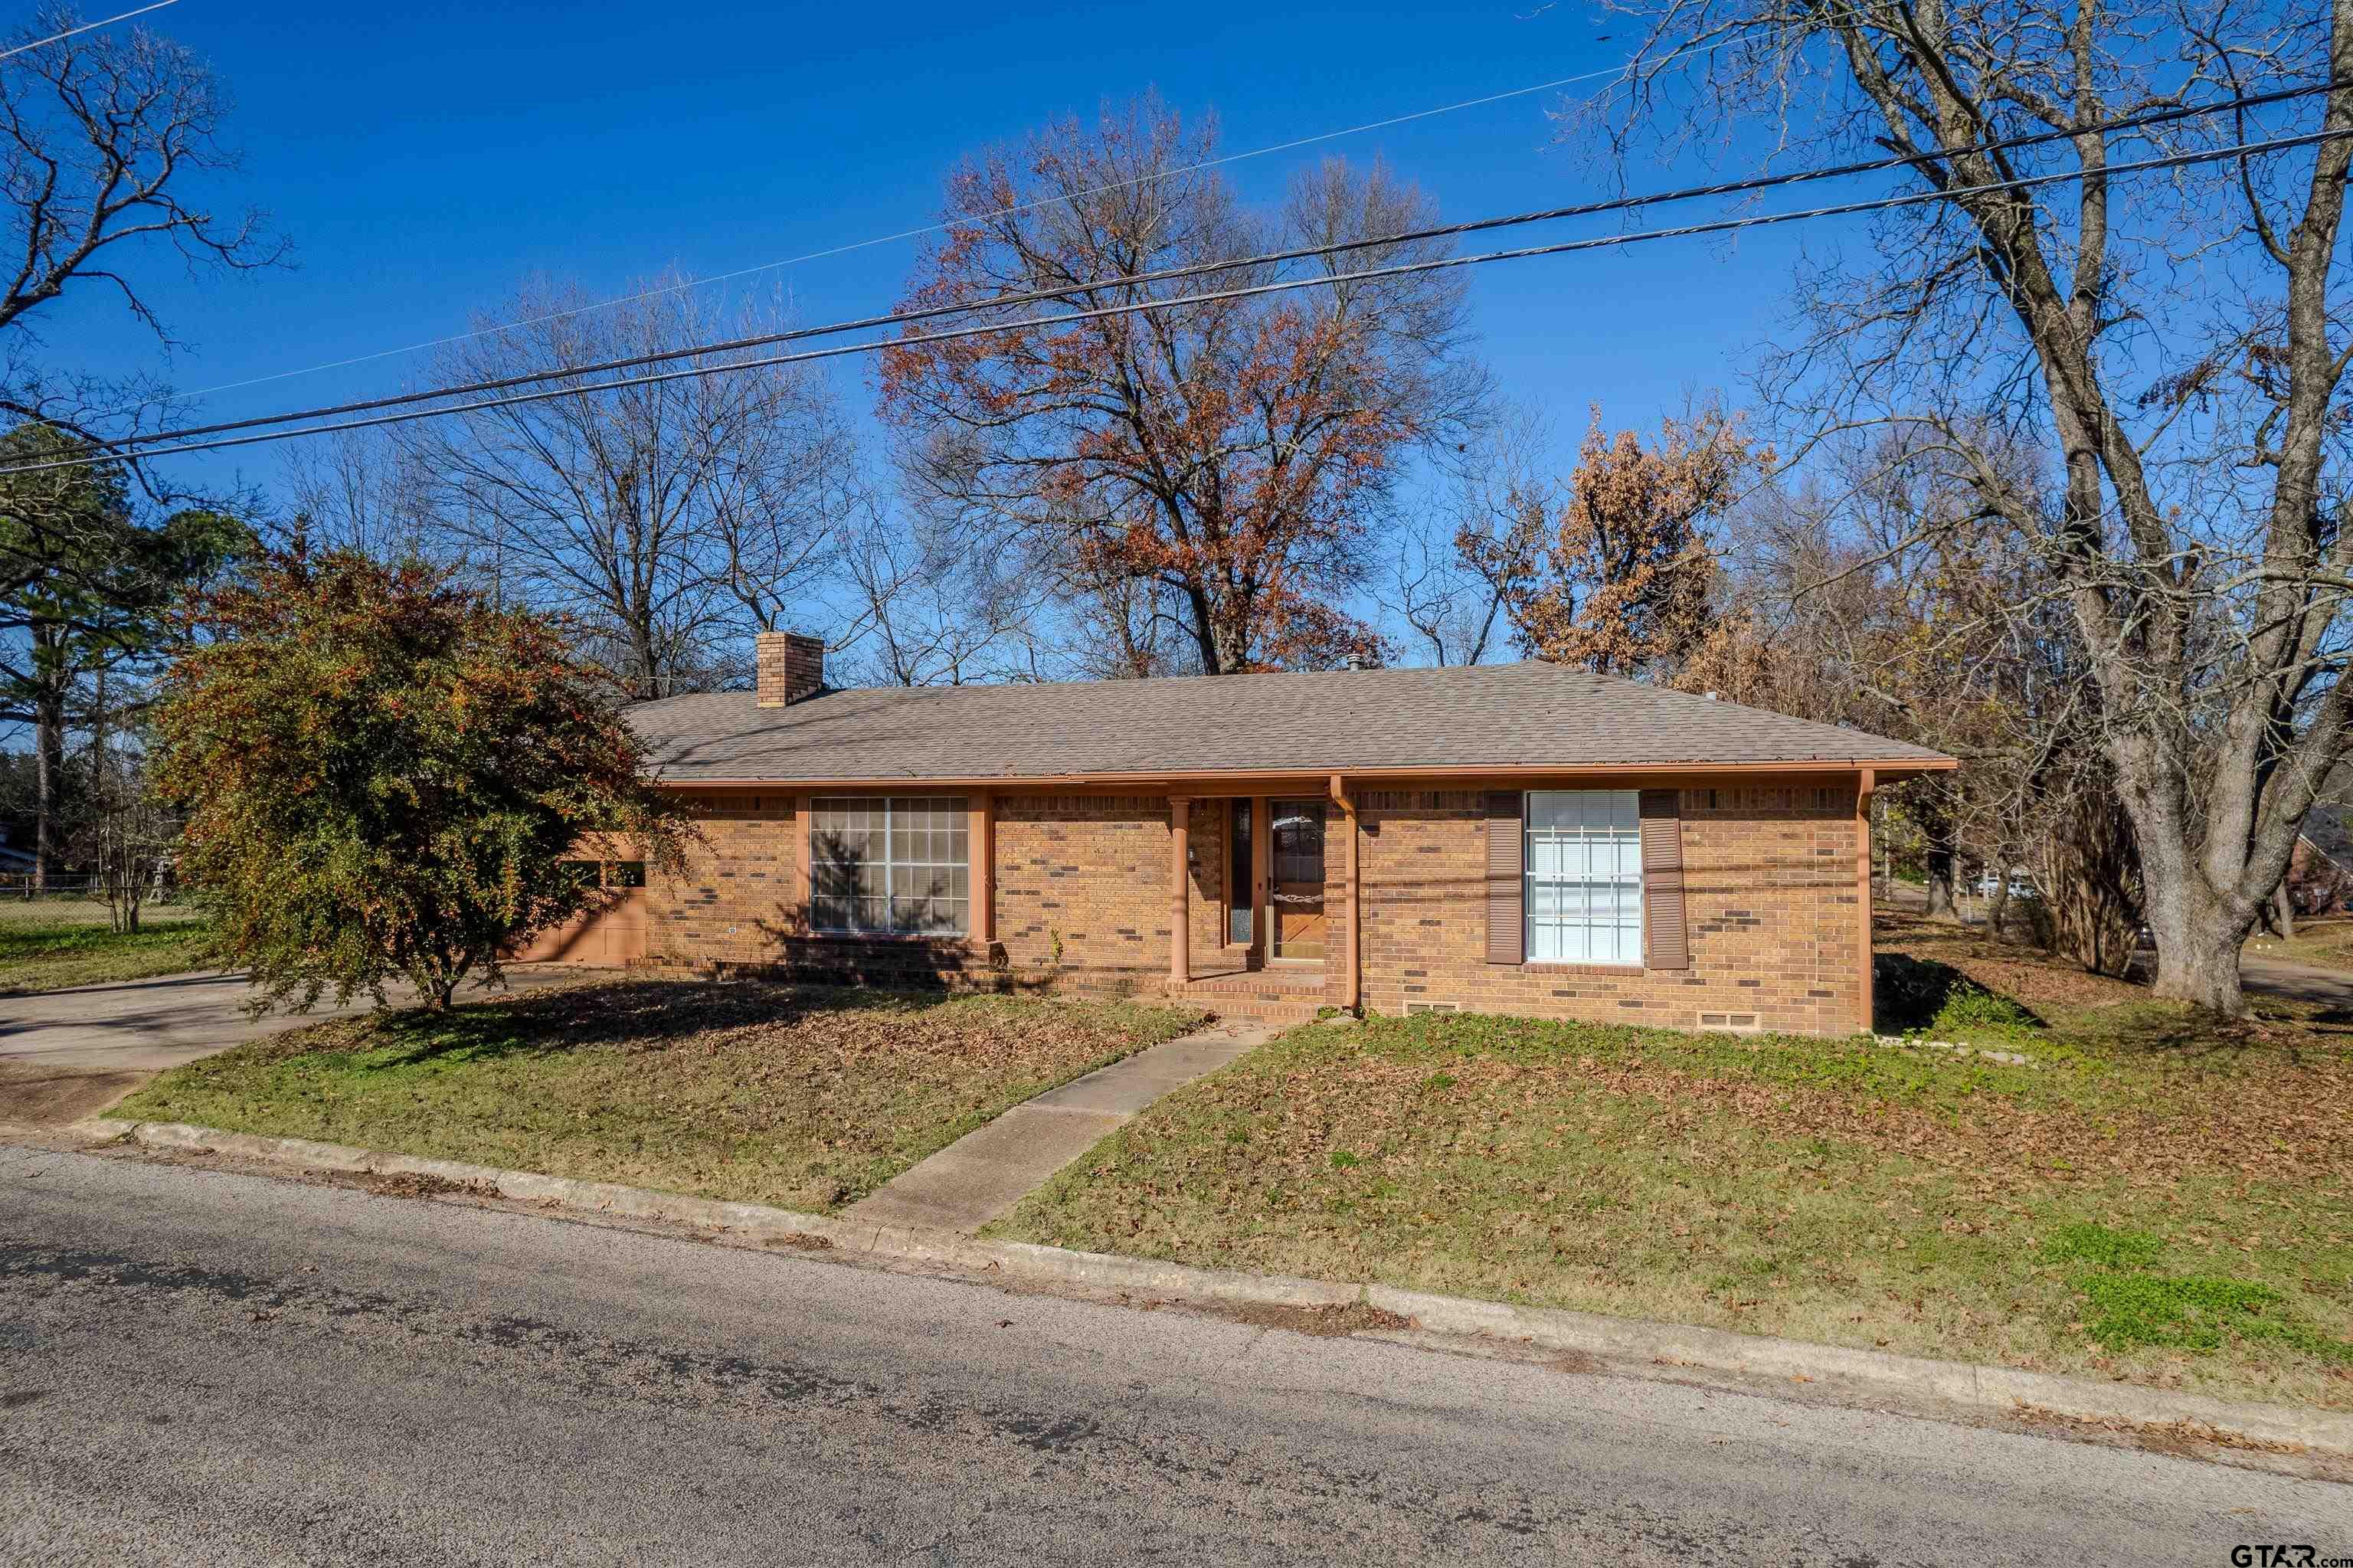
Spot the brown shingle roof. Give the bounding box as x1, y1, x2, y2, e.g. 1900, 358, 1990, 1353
627, 661, 1952, 784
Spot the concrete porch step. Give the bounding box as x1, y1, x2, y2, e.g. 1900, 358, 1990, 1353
1167, 970, 1336, 1023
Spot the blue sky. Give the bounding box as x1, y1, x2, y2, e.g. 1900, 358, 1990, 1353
54, 0, 1837, 506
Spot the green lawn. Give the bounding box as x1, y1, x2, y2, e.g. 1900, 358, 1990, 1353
0, 899, 214, 994
116, 978, 1209, 1212
997, 930, 2353, 1410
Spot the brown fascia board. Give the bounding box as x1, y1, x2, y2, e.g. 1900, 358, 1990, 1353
646, 756, 1957, 791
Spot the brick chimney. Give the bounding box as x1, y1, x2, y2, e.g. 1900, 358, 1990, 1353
755, 631, 826, 708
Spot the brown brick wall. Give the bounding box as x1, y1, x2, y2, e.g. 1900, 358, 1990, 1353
637, 780, 1864, 1031
1352, 784, 1862, 1034
640, 791, 1211, 999
995, 793, 1190, 996
641, 791, 801, 964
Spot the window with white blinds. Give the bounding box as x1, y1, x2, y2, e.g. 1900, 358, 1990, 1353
1524, 790, 1644, 964
810, 797, 970, 935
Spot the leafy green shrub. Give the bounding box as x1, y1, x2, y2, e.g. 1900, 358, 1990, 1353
155, 552, 690, 1012
1930, 984, 2041, 1034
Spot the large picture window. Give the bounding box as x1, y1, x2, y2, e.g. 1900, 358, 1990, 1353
810, 797, 969, 935
1524, 791, 1643, 964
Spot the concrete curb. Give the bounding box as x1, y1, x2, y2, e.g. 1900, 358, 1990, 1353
75, 1116, 2353, 1455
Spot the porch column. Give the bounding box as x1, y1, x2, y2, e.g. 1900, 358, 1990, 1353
1856, 768, 1876, 1036
970, 792, 994, 946
1330, 774, 1360, 1013
1170, 795, 1191, 985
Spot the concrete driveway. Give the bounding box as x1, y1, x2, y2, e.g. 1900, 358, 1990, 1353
0, 964, 607, 1123
2237, 954, 2353, 1013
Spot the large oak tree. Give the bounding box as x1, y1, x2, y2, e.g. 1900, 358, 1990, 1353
879, 97, 1488, 675
1583, 0, 2353, 1012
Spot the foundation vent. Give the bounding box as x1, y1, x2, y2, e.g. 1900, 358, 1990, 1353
1697, 1011, 1761, 1033
1402, 1000, 1461, 1016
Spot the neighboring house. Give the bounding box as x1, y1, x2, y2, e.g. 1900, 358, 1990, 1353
2288, 830, 2351, 917
567, 633, 1954, 1033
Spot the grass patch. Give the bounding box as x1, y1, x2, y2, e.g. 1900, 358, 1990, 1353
2244, 916, 2353, 971
115, 977, 1206, 1212
0, 905, 214, 994
995, 1007, 2353, 1409
2043, 1221, 2165, 1270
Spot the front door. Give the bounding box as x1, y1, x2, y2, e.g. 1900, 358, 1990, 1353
1270, 799, 1327, 960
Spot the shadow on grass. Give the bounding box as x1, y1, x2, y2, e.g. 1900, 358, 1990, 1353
1874, 951, 2044, 1035
290, 976, 954, 1072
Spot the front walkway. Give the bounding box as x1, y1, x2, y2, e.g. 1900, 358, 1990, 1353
843, 1018, 1275, 1233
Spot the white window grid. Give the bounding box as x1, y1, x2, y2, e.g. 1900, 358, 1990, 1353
1524, 790, 1644, 964
810, 796, 970, 935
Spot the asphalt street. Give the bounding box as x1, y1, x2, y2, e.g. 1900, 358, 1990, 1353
2, 1142, 2345, 1566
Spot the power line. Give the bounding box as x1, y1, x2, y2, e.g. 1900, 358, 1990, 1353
108, 75, 2346, 453
0, 0, 178, 62
6, 125, 2340, 479
171, 34, 1743, 403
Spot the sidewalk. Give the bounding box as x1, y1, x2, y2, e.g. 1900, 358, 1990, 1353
843, 1018, 1274, 1232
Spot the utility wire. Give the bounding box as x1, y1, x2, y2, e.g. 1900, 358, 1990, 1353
99, 75, 2348, 452
172, 34, 1743, 403
8, 125, 2340, 479
0, 0, 177, 62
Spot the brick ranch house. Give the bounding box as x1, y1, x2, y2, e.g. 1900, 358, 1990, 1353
536, 632, 1955, 1033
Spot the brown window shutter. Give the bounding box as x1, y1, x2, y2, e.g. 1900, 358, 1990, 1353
1639, 788, 1690, 971
1484, 791, 1523, 964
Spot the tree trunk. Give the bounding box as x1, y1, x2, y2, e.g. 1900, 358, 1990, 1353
1923, 844, 1958, 921
2139, 853, 2252, 1014
2275, 883, 2295, 941
31, 686, 64, 894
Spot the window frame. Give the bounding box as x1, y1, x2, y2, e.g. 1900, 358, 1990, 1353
807, 795, 971, 938
1522, 789, 1645, 967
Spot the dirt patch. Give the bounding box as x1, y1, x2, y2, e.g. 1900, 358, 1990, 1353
2004, 1404, 2351, 1479
354, 1170, 497, 1200
0, 1066, 152, 1127
1215, 1298, 1412, 1337
762, 1231, 836, 1252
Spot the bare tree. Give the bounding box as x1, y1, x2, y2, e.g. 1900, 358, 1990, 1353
1580, 0, 2353, 1012
1697, 432, 2142, 973
834, 497, 1047, 686
0, 5, 283, 610
279, 429, 441, 561
1383, 407, 1554, 666
400, 276, 856, 699
0, 5, 283, 401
